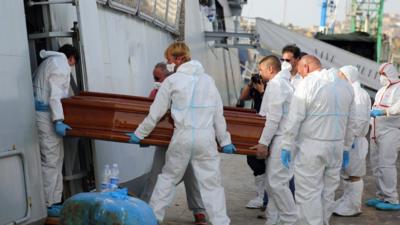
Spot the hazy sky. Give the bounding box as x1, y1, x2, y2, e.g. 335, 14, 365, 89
242, 0, 400, 28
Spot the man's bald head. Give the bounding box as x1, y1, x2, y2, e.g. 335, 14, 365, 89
153, 62, 169, 82
297, 55, 322, 78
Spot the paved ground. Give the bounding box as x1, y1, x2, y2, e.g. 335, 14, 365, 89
163, 154, 400, 225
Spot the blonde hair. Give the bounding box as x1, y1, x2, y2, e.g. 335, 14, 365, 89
164, 42, 191, 62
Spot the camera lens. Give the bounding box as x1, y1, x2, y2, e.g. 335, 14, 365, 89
251, 74, 261, 83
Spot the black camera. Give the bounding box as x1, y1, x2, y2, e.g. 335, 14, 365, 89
251, 73, 262, 84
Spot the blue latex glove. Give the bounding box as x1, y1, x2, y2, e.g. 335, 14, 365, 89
222, 144, 236, 154
370, 109, 385, 118
342, 150, 349, 169
126, 132, 141, 144
281, 149, 291, 169
54, 121, 71, 136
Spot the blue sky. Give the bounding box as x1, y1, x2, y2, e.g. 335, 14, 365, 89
242, 0, 400, 28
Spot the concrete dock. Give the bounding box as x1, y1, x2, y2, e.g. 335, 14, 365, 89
164, 154, 400, 225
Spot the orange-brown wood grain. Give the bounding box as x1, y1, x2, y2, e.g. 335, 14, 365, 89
62, 92, 265, 155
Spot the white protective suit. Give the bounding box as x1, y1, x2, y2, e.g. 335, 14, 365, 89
333, 66, 371, 216
281, 68, 356, 225
290, 73, 303, 90
370, 63, 400, 204
281, 61, 302, 90
258, 70, 296, 225
134, 60, 231, 225
33, 50, 71, 206
140, 147, 205, 214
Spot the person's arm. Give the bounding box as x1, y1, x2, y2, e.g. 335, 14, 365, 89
258, 80, 284, 146
134, 81, 171, 139
253, 82, 265, 95
213, 85, 232, 147
344, 92, 356, 150
353, 93, 371, 137
386, 99, 400, 116
48, 64, 70, 122
239, 82, 253, 101
281, 81, 308, 151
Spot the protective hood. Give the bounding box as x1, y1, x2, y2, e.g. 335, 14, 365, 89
39, 50, 66, 59
322, 68, 338, 82
352, 81, 361, 89
176, 60, 205, 76
340, 65, 359, 83
379, 63, 399, 82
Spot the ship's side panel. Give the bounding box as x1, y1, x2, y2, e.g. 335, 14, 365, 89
0, 0, 46, 224
185, 0, 242, 106
76, 1, 174, 190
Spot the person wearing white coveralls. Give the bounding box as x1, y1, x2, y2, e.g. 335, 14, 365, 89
127, 42, 235, 225
333, 66, 371, 216
281, 44, 303, 90
141, 62, 207, 225
280, 55, 356, 225
250, 56, 296, 225
33, 44, 78, 215
367, 62, 400, 211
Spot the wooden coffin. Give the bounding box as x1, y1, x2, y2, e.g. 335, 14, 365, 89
62, 92, 265, 155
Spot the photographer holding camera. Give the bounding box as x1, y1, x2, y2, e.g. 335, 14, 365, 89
237, 72, 268, 209
237, 73, 266, 112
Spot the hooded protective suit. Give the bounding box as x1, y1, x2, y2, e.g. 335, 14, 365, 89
33, 50, 71, 206
141, 79, 205, 216
333, 66, 371, 216
134, 60, 231, 225
370, 63, 400, 205
258, 69, 296, 225
281, 68, 356, 225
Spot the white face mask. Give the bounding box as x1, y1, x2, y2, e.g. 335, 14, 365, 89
153, 82, 161, 89
380, 76, 390, 86
281, 61, 292, 72
166, 63, 176, 73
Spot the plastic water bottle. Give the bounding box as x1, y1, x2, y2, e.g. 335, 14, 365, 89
109, 163, 120, 191
100, 164, 111, 192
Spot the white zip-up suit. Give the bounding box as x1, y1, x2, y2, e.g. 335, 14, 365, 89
281, 68, 356, 225
258, 70, 296, 225
33, 50, 71, 206
370, 63, 400, 204
334, 66, 371, 216
134, 60, 232, 225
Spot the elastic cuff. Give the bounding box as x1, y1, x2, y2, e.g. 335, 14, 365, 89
192, 208, 206, 215
134, 131, 144, 140
281, 145, 291, 152
258, 139, 269, 146
52, 116, 64, 122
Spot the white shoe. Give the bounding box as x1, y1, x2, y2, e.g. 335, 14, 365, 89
246, 175, 265, 209
246, 196, 264, 209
